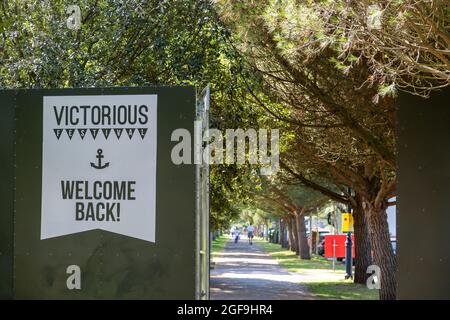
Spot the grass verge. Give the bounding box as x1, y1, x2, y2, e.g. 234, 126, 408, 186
258, 239, 378, 300
211, 235, 229, 255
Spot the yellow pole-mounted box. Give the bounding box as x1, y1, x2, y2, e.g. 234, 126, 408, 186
342, 213, 354, 232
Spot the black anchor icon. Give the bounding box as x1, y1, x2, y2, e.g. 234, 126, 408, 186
90, 148, 110, 169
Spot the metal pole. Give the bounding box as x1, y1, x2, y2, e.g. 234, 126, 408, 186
195, 85, 210, 300
309, 214, 313, 256
315, 209, 319, 255
345, 231, 353, 279
344, 186, 353, 279
203, 85, 210, 299
194, 92, 202, 300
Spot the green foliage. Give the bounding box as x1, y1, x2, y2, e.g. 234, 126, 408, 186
0, 0, 227, 88
0, 0, 264, 231
3, 0, 430, 241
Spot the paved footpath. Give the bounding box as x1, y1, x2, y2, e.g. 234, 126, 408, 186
210, 237, 315, 300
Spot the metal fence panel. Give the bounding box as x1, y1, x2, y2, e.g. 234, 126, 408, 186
195, 86, 210, 300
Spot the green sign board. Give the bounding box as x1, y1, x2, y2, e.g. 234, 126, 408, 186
0, 86, 198, 299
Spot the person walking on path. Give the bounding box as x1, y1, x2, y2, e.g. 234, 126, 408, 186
233, 228, 241, 243
247, 224, 254, 245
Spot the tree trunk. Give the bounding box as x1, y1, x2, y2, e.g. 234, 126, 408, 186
286, 217, 296, 252
295, 212, 310, 259
291, 216, 300, 255
353, 195, 372, 284
280, 219, 286, 247
365, 201, 397, 300
279, 219, 283, 245
265, 223, 269, 240
286, 218, 292, 251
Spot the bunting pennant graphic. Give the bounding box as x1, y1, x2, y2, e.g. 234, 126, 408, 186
90, 128, 99, 140
78, 129, 87, 140
102, 128, 111, 140
114, 128, 123, 139
126, 128, 135, 139
138, 128, 148, 139
54, 127, 151, 140
54, 129, 63, 140
66, 129, 75, 140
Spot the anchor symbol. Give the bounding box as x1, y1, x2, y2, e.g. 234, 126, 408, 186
90, 148, 110, 169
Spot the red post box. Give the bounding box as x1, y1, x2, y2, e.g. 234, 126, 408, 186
324, 234, 355, 258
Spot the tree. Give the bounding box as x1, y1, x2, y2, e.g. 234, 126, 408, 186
215, 0, 397, 299
319, 0, 450, 97
245, 172, 330, 260
0, 0, 264, 233
280, 162, 373, 285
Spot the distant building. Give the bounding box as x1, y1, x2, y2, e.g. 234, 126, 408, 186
387, 197, 396, 238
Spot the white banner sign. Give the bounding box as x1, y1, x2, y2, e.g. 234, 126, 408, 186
41, 95, 157, 242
